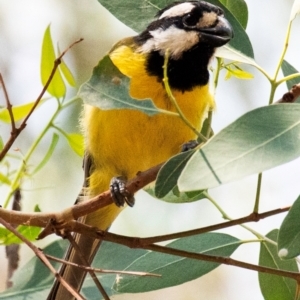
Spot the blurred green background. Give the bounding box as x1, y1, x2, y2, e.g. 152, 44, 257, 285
0, 0, 299, 299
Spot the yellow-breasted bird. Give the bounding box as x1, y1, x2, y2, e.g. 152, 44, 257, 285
48, 1, 233, 299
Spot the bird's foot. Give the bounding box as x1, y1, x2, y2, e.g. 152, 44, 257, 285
110, 176, 135, 207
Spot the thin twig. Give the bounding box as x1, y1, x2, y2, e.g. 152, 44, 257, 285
0, 38, 83, 162
60, 219, 300, 282
0, 217, 84, 300
60, 207, 290, 247
162, 49, 207, 142
134, 207, 291, 245
0, 74, 16, 131
45, 254, 160, 277
0, 162, 162, 229
0, 163, 290, 240
276, 83, 300, 103
145, 244, 300, 281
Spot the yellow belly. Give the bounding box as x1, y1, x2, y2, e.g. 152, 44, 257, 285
83, 45, 214, 229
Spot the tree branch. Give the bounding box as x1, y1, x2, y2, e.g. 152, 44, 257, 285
0, 217, 85, 300
0, 38, 83, 162
0, 162, 161, 229
45, 254, 160, 277
48, 217, 300, 283
276, 83, 300, 103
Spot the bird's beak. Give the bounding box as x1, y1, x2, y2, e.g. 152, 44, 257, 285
198, 16, 234, 47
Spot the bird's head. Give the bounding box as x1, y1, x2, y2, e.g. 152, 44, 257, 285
136, 1, 234, 60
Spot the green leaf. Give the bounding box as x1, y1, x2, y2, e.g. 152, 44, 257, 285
114, 233, 241, 293
0, 240, 68, 299
32, 133, 59, 175
41, 25, 66, 98
0, 136, 4, 151
64, 132, 84, 157
290, 0, 300, 21
178, 104, 300, 192
78, 55, 159, 115
155, 150, 196, 198
258, 230, 297, 300
278, 195, 300, 259
57, 45, 76, 87
219, 0, 248, 29
0, 225, 41, 245
225, 66, 254, 80
97, 0, 254, 58
34, 204, 41, 212
146, 186, 206, 203
0, 172, 11, 185
0, 100, 45, 123
216, 44, 258, 67
0, 236, 239, 298
281, 60, 300, 92
201, 116, 214, 138
81, 241, 149, 298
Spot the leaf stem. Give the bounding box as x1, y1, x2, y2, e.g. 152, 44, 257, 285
162, 49, 207, 142
276, 73, 300, 86
203, 191, 230, 220
253, 173, 263, 213
3, 100, 61, 208
213, 57, 222, 92
268, 20, 293, 104
204, 191, 275, 244
273, 22, 293, 85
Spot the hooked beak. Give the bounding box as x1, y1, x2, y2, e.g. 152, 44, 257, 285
199, 16, 234, 47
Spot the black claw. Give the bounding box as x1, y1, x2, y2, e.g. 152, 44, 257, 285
110, 176, 135, 207
181, 140, 199, 152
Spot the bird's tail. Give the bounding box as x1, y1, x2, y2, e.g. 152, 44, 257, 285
47, 225, 101, 300
47, 183, 123, 300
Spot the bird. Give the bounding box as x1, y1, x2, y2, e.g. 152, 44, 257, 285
47, 1, 233, 299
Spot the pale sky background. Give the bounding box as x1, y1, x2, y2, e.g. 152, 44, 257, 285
0, 0, 300, 299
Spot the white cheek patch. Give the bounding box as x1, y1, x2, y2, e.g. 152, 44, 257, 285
139, 26, 199, 59
159, 2, 195, 19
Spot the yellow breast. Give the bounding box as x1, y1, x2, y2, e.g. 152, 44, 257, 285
84, 44, 214, 196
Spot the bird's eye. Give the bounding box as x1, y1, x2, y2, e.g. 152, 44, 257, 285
182, 13, 198, 27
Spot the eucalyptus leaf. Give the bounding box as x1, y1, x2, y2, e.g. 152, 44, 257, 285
178, 104, 300, 191
0, 225, 41, 245
290, 0, 300, 21
258, 230, 297, 300
219, 0, 248, 29
0, 136, 3, 151
0, 240, 68, 299
64, 132, 84, 157
0, 172, 10, 185
278, 195, 300, 259
216, 44, 258, 67
0, 240, 146, 299
97, 0, 254, 58
155, 150, 196, 198
32, 133, 59, 175
146, 186, 206, 203
225, 65, 254, 80
281, 60, 300, 102
82, 241, 149, 299
41, 25, 65, 98
57, 45, 76, 87
114, 233, 241, 293
0, 100, 46, 123
78, 55, 159, 115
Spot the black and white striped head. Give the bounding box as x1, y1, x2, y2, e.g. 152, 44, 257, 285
136, 1, 233, 59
